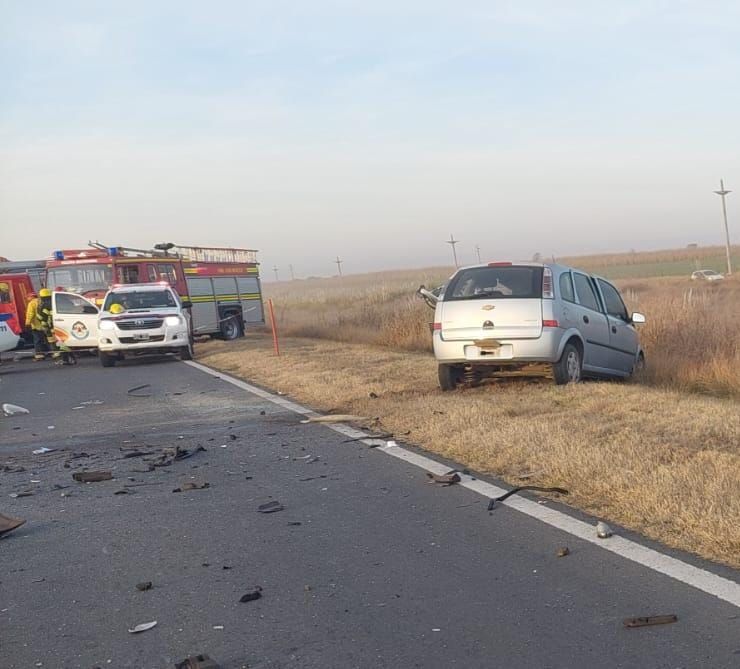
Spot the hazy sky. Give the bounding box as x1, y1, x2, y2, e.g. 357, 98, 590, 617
2, 1, 740, 277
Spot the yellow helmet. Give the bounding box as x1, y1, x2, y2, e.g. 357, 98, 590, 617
109, 303, 124, 314
39, 288, 52, 298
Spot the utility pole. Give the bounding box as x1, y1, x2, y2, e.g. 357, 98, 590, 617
714, 179, 734, 275
335, 256, 343, 277
289, 264, 295, 281
273, 265, 279, 281
446, 234, 460, 268
474, 244, 482, 263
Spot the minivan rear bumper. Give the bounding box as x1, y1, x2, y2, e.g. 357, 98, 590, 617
433, 328, 562, 364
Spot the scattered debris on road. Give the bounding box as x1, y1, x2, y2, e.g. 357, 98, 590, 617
174, 654, 221, 669
73, 471, 113, 483
136, 581, 153, 591
258, 500, 284, 514
9, 491, 34, 498
127, 384, 152, 397
596, 521, 613, 539
239, 586, 263, 603
556, 547, 570, 557
487, 486, 569, 511
2, 403, 30, 416
173, 481, 210, 492
0, 513, 26, 537
369, 392, 379, 398
32, 447, 56, 455
301, 414, 368, 424
128, 620, 157, 634
623, 614, 678, 628
426, 471, 461, 486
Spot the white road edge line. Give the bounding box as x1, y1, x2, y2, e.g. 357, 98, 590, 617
185, 360, 740, 609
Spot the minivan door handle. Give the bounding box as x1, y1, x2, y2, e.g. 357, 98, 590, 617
583, 315, 589, 324
611, 325, 617, 334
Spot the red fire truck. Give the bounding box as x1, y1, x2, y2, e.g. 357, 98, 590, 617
45, 243, 264, 339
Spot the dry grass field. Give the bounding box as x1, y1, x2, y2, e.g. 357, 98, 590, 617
196, 246, 739, 567
198, 335, 740, 568
267, 262, 740, 398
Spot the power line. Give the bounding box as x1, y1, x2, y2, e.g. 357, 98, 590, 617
446, 234, 460, 268
713, 179, 734, 275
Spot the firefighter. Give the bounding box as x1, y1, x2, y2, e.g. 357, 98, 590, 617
25, 290, 50, 361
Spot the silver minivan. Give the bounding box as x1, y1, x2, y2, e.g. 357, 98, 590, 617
420, 262, 646, 389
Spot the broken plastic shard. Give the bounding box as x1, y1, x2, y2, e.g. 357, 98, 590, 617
0, 513, 26, 537
556, 547, 570, 557
426, 471, 461, 486
32, 447, 55, 455
2, 403, 30, 416
128, 620, 157, 633
257, 500, 284, 514
596, 521, 613, 539
239, 586, 262, 603
72, 471, 113, 483
172, 481, 210, 493
174, 654, 221, 669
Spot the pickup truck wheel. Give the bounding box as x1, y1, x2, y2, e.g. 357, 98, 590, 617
220, 315, 241, 340
179, 342, 194, 360
553, 343, 581, 385
99, 351, 116, 368
438, 364, 462, 391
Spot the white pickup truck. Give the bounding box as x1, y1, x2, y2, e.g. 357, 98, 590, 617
96, 283, 193, 367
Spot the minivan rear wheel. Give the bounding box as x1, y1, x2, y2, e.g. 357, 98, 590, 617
438, 364, 462, 391
553, 343, 582, 385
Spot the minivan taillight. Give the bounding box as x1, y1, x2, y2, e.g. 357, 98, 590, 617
543, 319, 559, 328
432, 322, 442, 331
542, 267, 554, 299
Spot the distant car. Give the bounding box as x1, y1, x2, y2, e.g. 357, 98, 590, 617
690, 269, 724, 281
420, 262, 646, 389
97, 283, 193, 367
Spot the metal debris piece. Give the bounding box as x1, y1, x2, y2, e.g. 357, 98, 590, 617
426, 471, 461, 486
623, 614, 678, 628
32, 447, 55, 455
174, 654, 221, 669
73, 471, 113, 483
172, 481, 210, 493
9, 491, 34, 498
239, 586, 263, 603
128, 620, 157, 634
257, 500, 284, 514
487, 486, 569, 511
556, 547, 570, 557
300, 414, 368, 424
2, 403, 30, 416
114, 489, 132, 495
127, 384, 152, 397
136, 581, 153, 591
596, 521, 613, 538
0, 513, 26, 537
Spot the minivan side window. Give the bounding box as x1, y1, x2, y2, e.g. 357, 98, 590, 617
573, 273, 602, 312
559, 272, 576, 303
598, 280, 629, 320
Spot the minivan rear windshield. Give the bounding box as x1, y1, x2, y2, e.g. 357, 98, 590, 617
444, 266, 543, 301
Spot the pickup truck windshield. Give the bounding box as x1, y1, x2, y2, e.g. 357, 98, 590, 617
445, 266, 543, 300
104, 290, 176, 311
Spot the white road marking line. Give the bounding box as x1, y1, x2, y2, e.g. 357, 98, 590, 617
185, 360, 740, 608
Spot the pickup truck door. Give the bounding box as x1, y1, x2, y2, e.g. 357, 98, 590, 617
52, 292, 100, 348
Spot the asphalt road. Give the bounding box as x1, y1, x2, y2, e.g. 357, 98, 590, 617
1, 354, 738, 669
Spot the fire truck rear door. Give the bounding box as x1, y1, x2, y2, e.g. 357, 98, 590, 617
52, 292, 100, 348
